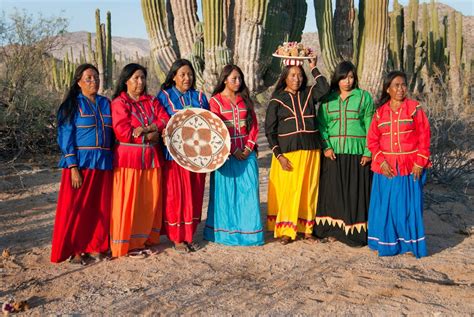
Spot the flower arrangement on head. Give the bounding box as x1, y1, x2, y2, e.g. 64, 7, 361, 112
273, 42, 315, 66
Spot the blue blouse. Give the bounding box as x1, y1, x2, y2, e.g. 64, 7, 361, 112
57, 93, 114, 170
156, 87, 209, 160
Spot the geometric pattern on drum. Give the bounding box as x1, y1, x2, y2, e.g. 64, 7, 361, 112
166, 108, 231, 173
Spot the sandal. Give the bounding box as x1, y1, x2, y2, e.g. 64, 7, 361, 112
185, 242, 201, 252
303, 234, 320, 242
280, 236, 291, 245
142, 248, 159, 256
321, 236, 337, 243
173, 243, 190, 254
68, 254, 88, 266
127, 250, 147, 259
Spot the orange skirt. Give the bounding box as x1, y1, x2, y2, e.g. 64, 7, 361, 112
110, 167, 162, 257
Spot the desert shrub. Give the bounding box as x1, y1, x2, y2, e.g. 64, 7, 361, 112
0, 10, 67, 161
417, 75, 473, 191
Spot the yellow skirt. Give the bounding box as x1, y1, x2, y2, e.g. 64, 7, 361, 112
110, 167, 162, 257
267, 150, 321, 240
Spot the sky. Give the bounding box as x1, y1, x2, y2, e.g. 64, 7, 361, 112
1, 0, 473, 40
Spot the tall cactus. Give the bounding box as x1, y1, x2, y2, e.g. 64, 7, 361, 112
106, 11, 113, 88
388, 0, 404, 70
313, 0, 389, 95
202, 0, 230, 92
141, 0, 178, 80
447, 10, 462, 110
95, 9, 105, 92
334, 0, 355, 61
141, 0, 307, 93
356, 0, 389, 97
314, 0, 341, 75
404, 0, 418, 85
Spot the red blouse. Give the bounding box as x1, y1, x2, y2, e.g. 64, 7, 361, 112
112, 92, 169, 169
209, 94, 258, 154
367, 98, 431, 176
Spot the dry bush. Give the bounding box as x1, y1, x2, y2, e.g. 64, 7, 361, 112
417, 75, 473, 193
0, 11, 67, 162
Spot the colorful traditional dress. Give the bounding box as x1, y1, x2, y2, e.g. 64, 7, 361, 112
51, 93, 113, 263
313, 88, 374, 246
110, 92, 169, 257
367, 98, 431, 258
157, 87, 209, 244
203, 93, 264, 246
265, 67, 329, 240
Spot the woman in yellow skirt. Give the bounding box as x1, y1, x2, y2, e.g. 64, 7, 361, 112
265, 57, 329, 244
110, 63, 169, 258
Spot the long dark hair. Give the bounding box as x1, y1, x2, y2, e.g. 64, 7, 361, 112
57, 63, 98, 125
272, 65, 308, 97
377, 70, 407, 108
212, 64, 255, 130
160, 59, 196, 91
112, 63, 148, 99
330, 61, 359, 92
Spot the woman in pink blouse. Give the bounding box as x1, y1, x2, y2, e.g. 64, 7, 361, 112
203, 65, 264, 246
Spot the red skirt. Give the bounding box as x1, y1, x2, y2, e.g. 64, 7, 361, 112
162, 160, 206, 243
51, 169, 112, 263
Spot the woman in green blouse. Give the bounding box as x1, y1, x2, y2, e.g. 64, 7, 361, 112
313, 61, 375, 247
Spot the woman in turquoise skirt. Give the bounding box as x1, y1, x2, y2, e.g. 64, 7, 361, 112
203, 65, 264, 246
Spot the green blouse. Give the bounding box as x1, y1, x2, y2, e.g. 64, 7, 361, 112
318, 88, 374, 156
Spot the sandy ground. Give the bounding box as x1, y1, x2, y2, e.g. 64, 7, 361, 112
1, 134, 473, 315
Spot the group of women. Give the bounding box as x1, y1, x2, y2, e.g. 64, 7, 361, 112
51, 55, 431, 265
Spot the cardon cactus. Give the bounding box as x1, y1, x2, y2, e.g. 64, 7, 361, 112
141, 0, 308, 93
356, 0, 389, 96
388, 0, 404, 71
313, 0, 389, 96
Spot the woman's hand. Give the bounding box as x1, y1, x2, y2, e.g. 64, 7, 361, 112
380, 161, 394, 179
412, 165, 423, 181
145, 131, 160, 142
360, 156, 372, 166
233, 148, 250, 160
133, 126, 145, 138
309, 56, 318, 69
278, 155, 293, 171
324, 148, 336, 160
70, 167, 83, 189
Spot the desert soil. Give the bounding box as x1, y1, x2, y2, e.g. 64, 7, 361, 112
1, 134, 473, 315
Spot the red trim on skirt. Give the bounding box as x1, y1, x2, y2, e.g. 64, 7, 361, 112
51, 168, 112, 263
162, 160, 206, 243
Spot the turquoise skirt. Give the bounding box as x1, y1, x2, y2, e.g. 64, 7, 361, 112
204, 152, 264, 246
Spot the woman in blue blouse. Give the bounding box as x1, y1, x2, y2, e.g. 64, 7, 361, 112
51, 64, 114, 264
157, 59, 209, 253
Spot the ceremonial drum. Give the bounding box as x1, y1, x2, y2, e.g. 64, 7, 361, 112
164, 108, 231, 173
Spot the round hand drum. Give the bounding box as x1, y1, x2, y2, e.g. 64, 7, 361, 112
164, 108, 231, 173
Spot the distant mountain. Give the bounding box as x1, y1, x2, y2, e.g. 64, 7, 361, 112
49, 31, 150, 62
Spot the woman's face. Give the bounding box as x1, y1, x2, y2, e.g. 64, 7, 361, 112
173, 65, 193, 92
77, 68, 99, 96
338, 71, 355, 92
224, 69, 242, 93
285, 66, 303, 93
387, 76, 408, 102
126, 69, 146, 96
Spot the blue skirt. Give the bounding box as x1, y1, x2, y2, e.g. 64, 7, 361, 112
368, 171, 427, 258
204, 152, 264, 246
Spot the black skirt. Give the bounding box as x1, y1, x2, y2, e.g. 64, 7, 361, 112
313, 154, 372, 246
